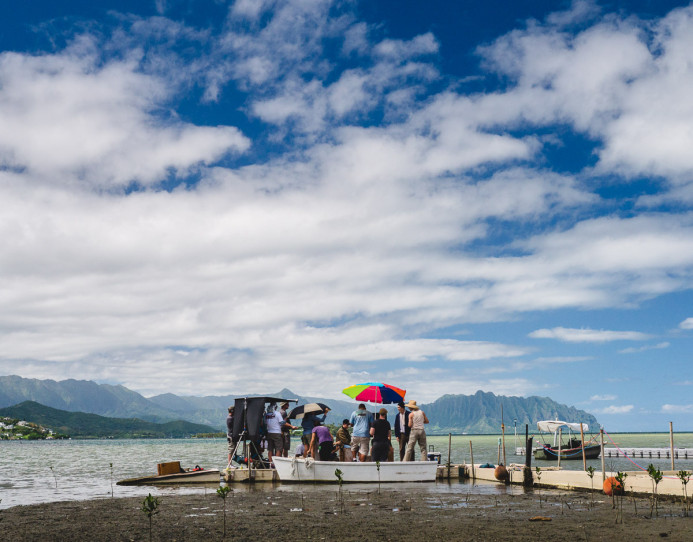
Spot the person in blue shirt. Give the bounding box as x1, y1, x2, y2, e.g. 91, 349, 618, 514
349, 403, 374, 461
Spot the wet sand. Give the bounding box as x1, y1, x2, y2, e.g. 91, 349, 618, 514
3, 485, 692, 541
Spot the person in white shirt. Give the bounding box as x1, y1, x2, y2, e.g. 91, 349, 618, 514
265, 403, 286, 463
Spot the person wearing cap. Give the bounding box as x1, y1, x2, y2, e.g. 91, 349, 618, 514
335, 419, 352, 461
370, 408, 392, 462
264, 403, 287, 464
226, 405, 238, 465
349, 403, 374, 461
279, 402, 293, 458
404, 400, 429, 461
301, 407, 329, 442
394, 401, 411, 461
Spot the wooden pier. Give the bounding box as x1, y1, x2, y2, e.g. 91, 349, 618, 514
516, 446, 693, 459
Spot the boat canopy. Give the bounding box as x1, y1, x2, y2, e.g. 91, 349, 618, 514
537, 420, 588, 433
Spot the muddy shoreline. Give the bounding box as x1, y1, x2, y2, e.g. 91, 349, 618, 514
3, 485, 692, 541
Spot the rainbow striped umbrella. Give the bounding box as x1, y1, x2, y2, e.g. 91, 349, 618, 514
341, 382, 406, 405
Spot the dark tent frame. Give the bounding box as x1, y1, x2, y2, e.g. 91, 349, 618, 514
229, 396, 297, 470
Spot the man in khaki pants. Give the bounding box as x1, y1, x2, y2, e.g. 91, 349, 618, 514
403, 400, 429, 461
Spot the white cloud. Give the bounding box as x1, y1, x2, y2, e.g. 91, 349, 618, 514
661, 404, 693, 414
679, 318, 693, 330
0, 50, 248, 189
619, 342, 670, 354
590, 394, 616, 401
2, 0, 693, 403
533, 356, 592, 364
596, 405, 634, 414
529, 327, 650, 343
373, 33, 439, 59
474, 3, 693, 189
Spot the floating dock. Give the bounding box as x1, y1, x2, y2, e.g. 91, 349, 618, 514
463, 463, 691, 498
223, 468, 279, 483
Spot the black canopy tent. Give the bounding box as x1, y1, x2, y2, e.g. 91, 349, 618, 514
229, 396, 297, 468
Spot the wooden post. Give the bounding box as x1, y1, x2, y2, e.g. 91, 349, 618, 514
523, 436, 533, 487
670, 421, 675, 471
501, 426, 507, 465
447, 432, 452, 479
501, 403, 507, 466
600, 429, 606, 482
557, 427, 562, 469
580, 422, 587, 471
469, 440, 475, 480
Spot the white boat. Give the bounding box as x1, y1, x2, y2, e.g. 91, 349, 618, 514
273, 457, 438, 483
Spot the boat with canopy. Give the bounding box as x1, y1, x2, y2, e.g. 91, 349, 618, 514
533, 420, 601, 461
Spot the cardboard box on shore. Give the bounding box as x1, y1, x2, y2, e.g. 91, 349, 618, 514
157, 461, 182, 475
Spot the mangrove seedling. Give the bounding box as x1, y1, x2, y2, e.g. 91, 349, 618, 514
586, 466, 596, 509
677, 470, 690, 517
109, 463, 114, 498
614, 471, 628, 524
141, 493, 160, 542
647, 463, 663, 517
334, 468, 344, 514
376, 461, 381, 494
216, 485, 232, 538
49, 465, 57, 489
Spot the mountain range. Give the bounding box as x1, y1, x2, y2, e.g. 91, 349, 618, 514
0, 400, 217, 438
0, 375, 598, 434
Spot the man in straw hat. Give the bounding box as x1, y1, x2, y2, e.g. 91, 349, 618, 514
403, 400, 429, 461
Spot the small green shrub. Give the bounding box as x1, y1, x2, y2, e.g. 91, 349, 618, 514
216, 485, 232, 538
141, 493, 160, 542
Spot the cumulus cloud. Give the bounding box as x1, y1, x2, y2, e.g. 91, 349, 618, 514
2, 0, 693, 401
591, 394, 616, 401
529, 327, 650, 343
0, 49, 248, 189
679, 318, 693, 329
475, 3, 693, 191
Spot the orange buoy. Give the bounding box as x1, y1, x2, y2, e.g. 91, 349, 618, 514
494, 464, 509, 481
603, 476, 623, 496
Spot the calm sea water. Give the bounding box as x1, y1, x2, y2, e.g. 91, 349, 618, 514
2, 433, 692, 509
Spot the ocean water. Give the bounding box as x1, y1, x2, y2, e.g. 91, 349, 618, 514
2, 433, 692, 509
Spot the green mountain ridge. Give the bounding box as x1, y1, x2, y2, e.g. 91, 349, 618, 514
0, 401, 218, 438
0, 375, 599, 434
424, 390, 598, 434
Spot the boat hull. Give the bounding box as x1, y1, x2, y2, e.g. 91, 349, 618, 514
272, 457, 438, 483
533, 445, 601, 461
117, 469, 221, 486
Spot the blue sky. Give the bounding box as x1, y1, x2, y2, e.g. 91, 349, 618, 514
2, 0, 693, 431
